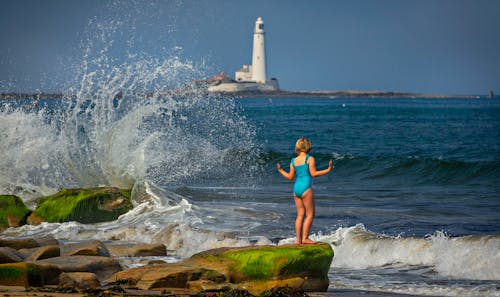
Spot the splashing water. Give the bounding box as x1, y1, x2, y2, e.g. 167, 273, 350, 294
0, 2, 259, 205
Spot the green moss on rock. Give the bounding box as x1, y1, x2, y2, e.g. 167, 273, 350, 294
194, 243, 334, 282
33, 187, 133, 224
0, 262, 42, 287
220, 243, 333, 280
0, 195, 30, 229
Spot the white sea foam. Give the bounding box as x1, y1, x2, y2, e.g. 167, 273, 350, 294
280, 224, 500, 281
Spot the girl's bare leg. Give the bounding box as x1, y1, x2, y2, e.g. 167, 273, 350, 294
301, 189, 316, 244
293, 195, 305, 244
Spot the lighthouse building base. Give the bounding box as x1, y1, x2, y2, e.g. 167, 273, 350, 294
208, 79, 279, 93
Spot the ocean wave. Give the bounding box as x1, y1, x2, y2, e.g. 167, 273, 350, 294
263, 150, 499, 186
280, 223, 499, 281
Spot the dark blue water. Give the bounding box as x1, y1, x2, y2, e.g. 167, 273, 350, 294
2, 96, 499, 295
235, 97, 500, 238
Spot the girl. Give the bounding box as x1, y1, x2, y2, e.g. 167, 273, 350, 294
277, 137, 334, 244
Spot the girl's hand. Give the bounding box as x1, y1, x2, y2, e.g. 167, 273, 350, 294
277, 163, 282, 171
328, 160, 335, 171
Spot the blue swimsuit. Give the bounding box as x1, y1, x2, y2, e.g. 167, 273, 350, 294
292, 154, 312, 198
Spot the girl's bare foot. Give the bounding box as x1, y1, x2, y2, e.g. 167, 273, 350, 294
302, 238, 316, 244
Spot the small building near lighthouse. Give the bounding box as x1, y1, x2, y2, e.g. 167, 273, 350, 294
208, 17, 279, 93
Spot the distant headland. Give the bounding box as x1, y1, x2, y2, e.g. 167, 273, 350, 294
0, 89, 489, 100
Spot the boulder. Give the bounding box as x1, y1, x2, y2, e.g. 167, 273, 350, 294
0, 195, 30, 229
59, 272, 100, 289
108, 242, 334, 295
107, 243, 167, 257
0, 262, 43, 287
36, 262, 64, 285
0, 236, 58, 250
60, 240, 110, 257
36, 255, 122, 281
23, 245, 60, 261
31, 187, 133, 224
0, 247, 24, 263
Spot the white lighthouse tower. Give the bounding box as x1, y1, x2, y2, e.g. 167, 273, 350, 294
208, 17, 279, 93
251, 17, 266, 83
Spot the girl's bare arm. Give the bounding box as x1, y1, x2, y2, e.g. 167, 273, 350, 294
277, 163, 295, 180
308, 157, 334, 178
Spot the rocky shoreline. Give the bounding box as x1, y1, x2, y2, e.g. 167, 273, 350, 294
1, 188, 335, 296
1, 188, 436, 297
0, 236, 334, 297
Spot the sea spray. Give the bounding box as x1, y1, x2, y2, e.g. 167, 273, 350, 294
0, 0, 260, 200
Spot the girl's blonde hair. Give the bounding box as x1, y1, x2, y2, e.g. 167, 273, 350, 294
295, 137, 312, 154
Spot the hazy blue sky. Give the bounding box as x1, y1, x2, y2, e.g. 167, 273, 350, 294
1, 0, 499, 94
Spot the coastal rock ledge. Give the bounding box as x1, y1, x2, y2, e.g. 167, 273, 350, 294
108, 242, 334, 295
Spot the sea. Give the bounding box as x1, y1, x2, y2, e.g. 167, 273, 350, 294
1, 93, 499, 297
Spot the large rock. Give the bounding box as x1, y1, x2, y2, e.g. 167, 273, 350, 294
22, 245, 60, 261
108, 242, 334, 295
60, 240, 110, 257
0, 195, 30, 229
0, 236, 59, 250
36, 255, 122, 281
59, 272, 100, 289
0, 262, 43, 287
0, 247, 24, 263
31, 187, 133, 224
107, 243, 167, 257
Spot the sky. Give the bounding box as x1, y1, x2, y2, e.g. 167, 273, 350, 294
0, 0, 499, 95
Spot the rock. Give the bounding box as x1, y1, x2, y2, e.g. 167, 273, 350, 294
36, 262, 63, 285
107, 243, 167, 257
59, 272, 100, 289
0, 195, 30, 229
145, 259, 167, 265
36, 255, 122, 281
26, 213, 45, 225
23, 245, 60, 261
32, 187, 133, 224
0, 236, 58, 250
0, 262, 43, 287
0, 247, 24, 263
60, 240, 110, 257
109, 242, 334, 295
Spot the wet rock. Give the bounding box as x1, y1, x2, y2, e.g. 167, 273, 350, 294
36, 262, 63, 285
36, 255, 122, 281
109, 242, 334, 295
107, 243, 167, 257
0, 236, 58, 250
23, 245, 60, 261
31, 187, 133, 224
0, 262, 43, 287
60, 240, 110, 257
0, 195, 30, 229
59, 272, 100, 289
0, 247, 24, 263
145, 259, 167, 265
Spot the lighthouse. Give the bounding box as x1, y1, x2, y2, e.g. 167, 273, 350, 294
208, 17, 279, 93
251, 17, 266, 83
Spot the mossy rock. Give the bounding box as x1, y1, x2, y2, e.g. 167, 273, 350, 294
32, 187, 132, 224
110, 243, 334, 295
196, 243, 333, 281
0, 195, 30, 229
0, 262, 43, 287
